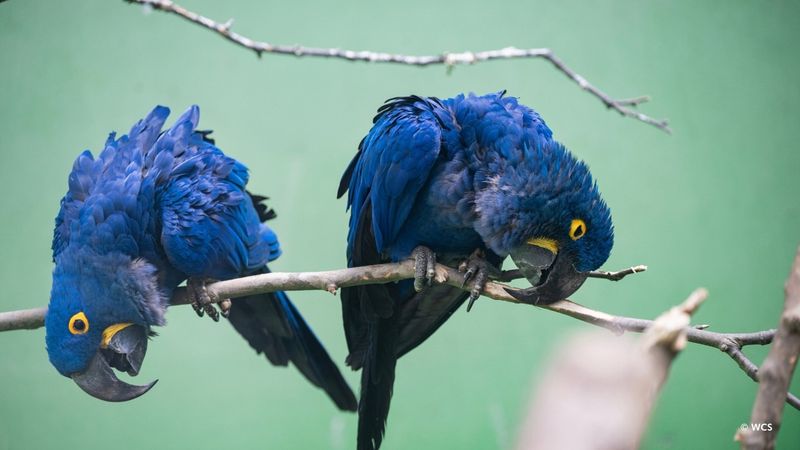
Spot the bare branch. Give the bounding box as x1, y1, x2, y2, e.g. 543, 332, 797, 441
499, 264, 647, 282
722, 346, 800, 411
1, 259, 794, 409
0, 307, 47, 332
588, 265, 649, 281
737, 246, 800, 448
124, 0, 671, 133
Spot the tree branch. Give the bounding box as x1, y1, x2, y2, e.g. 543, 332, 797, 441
0, 307, 47, 332
0, 259, 795, 410
515, 289, 708, 450
124, 0, 671, 133
737, 246, 800, 448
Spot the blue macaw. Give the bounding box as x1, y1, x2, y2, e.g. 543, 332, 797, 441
45, 105, 357, 411
338, 92, 614, 449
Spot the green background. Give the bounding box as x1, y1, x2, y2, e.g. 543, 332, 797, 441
1, 0, 799, 448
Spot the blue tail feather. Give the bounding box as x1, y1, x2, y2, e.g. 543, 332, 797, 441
227, 272, 357, 411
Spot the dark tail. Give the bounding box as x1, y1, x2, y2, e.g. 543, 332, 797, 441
227, 285, 357, 411
357, 317, 399, 450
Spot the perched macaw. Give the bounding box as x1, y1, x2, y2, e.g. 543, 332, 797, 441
45, 105, 357, 411
338, 92, 614, 449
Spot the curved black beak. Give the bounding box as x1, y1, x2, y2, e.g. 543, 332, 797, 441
506, 245, 588, 304
71, 324, 157, 402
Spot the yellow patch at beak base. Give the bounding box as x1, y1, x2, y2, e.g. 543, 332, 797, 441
101, 323, 133, 348
526, 237, 559, 255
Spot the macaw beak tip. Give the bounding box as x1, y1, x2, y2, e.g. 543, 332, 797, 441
71, 353, 158, 402
509, 246, 589, 304
71, 324, 157, 402
505, 271, 588, 304
504, 286, 542, 304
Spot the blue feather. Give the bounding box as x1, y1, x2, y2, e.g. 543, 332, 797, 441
46, 105, 356, 410
339, 91, 614, 449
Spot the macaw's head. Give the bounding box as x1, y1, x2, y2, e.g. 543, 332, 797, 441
45, 249, 166, 401
474, 140, 613, 304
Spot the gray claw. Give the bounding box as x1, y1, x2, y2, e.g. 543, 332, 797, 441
460, 249, 491, 312
219, 299, 232, 318
466, 267, 488, 312
188, 278, 223, 322
461, 265, 478, 288
190, 302, 205, 317
425, 251, 435, 284
466, 292, 480, 312
412, 246, 436, 292
204, 303, 220, 322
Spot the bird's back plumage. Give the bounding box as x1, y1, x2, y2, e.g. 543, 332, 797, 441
48, 105, 356, 410
339, 91, 611, 449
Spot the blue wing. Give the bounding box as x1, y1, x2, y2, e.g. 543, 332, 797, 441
340, 96, 448, 263
53, 105, 356, 411
337, 96, 452, 449
152, 106, 356, 411
154, 106, 268, 279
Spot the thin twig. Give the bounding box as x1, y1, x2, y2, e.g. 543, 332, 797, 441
499, 265, 647, 282
0, 259, 794, 409
588, 265, 649, 281
124, 0, 671, 133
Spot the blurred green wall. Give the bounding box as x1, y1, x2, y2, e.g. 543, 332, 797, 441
1, 1, 799, 449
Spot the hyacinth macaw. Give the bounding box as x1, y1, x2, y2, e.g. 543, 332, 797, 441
45, 105, 357, 411
337, 92, 614, 449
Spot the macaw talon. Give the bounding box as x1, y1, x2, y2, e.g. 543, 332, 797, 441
458, 249, 496, 312
412, 246, 436, 292
219, 299, 232, 318
205, 304, 220, 322
465, 271, 487, 312
187, 278, 222, 322
467, 272, 487, 312
459, 249, 483, 287
190, 302, 205, 318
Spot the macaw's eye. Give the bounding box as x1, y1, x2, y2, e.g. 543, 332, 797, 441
569, 219, 587, 241
69, 312, 89, 335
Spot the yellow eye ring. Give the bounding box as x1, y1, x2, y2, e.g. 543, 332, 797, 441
68, 312, 89, 335
569, 219, 587, 241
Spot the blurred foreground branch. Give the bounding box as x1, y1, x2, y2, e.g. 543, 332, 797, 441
737, 247, 800, 449
0, 259, 796, 410
515, 288, 708, 450
124, 0, 671, 133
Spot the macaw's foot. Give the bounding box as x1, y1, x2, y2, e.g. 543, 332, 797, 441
459, 249, 500, 312
187, 278, 230, 322
411, 245, 436, 292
